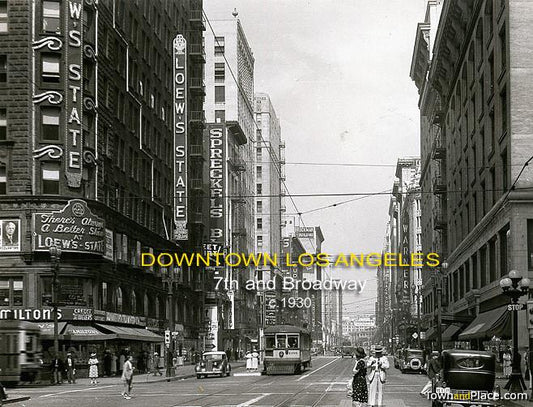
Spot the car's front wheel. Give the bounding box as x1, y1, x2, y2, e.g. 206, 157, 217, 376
196, 374, 202, 379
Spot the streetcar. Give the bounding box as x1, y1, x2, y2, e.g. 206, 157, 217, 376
0, 320, 43, 386
264, 325, 311, 374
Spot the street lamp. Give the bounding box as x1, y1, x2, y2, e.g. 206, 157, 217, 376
499, 269, 530, 393
49, 246, 62, 356
435, 261, 447, 352
163, 266, 179, 381
411, 282, 421, 348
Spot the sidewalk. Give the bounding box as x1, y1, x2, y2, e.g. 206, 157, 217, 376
495, 378, 532, 406
26, 361, 247, 388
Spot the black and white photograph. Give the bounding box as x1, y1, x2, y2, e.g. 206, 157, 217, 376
1, 0, 533, 406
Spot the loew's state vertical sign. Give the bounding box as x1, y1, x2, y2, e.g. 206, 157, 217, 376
173, 34, 188, 241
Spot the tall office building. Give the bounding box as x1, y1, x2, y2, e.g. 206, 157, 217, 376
203, 6, 257, 353
0, 0, 206, 361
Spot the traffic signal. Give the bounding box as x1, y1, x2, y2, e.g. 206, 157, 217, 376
165, 329, 171, 345
527, 301, 533, 330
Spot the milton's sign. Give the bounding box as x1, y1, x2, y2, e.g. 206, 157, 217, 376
33, 199, 105, 255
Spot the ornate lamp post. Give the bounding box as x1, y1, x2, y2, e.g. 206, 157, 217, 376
499, 269, 530, 393
49, 246, 62, 356
163, 266, 179, 380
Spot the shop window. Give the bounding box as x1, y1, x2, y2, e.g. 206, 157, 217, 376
0, 55, 6, 82
41, 54, 60, 83
0, 278, 23, 307
42, 1, 61, 33
41, 162, 60, 194
0, 108, 5, 140
0, 163, 6, 194
0, 1, 7, 32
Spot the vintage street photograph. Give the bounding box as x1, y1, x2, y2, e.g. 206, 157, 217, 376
0, 0, 532, 406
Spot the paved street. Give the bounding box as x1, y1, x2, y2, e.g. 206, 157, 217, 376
4, 357, 529, 406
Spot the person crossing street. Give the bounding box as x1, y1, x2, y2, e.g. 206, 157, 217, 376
367, 345, 389, 407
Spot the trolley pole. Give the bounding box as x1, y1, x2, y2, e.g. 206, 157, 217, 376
49, 246, 62, 356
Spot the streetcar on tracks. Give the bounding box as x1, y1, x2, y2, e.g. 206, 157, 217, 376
0, 320, 43, 386
263, 325, 311, 374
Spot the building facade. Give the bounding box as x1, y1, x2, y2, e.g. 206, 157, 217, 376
203, 9, 257, 352
411, 0, 533, 350
0, 0, 206, 366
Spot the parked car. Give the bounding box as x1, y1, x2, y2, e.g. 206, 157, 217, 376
195, 351, 231, 378
399, 348, 425, 374
431, 349, 498, 406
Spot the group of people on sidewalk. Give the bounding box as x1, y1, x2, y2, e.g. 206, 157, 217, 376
350, 345, 390, 407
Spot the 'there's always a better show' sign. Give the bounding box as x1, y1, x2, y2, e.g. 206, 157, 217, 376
33, 199, 105, 255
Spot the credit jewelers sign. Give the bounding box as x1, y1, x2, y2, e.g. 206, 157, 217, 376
173, 34, 188, 241
65, 0, 84, 188
33, 199, 105, 255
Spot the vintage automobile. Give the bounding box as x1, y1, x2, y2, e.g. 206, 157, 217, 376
195, 351, 231, 378
431, 349, 499, 406
341, 346, 355, 358
399, 348, 425, 373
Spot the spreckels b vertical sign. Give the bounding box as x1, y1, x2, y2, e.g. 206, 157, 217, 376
207, 124, 225, 246
173, 35, 188, 241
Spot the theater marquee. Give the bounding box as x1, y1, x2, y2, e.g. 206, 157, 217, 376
173, 34, 188, 241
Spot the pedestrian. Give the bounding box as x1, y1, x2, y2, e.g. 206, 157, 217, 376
420, 351, 441, 396
245, 351, 253, 371
152, 352, 162, 376
119, 352, 125, 376
351, 347, 368, 407
157, 353, 165, 374
251, 347, 259, 371
103, 350, 112, 377
110, 352, 118, 377
367, 345, 389, 407
88, 352, 99, 385
121, 355, 134, 400
503, 348, 512, 378
226, 348, 232, 362
64, 352, 76, 384
50, 355, 63, 385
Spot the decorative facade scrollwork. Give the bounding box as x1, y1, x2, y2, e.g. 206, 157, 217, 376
83, 96, 96, 111
83, 150, 97, 166
32, 37, 63, 51
33, 91, 63, 105
83, 44, 96, 60
32, 145, 63, 160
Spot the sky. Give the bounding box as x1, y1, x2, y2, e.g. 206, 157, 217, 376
205, 0, 429, 314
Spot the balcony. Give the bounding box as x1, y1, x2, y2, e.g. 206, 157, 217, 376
189, 9, 206, 31
229, 155, 246, 172
189, 111, 205, 128
189, 144, 204, 160
190, 77, 206, 96
190, 210, 204, 225
190, 178, 205, 192
189, 43, 205, 63
432, 176, 446, 195
232, 228, 247, 236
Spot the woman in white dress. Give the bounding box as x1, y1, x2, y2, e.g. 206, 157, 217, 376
88, 353, 99, 385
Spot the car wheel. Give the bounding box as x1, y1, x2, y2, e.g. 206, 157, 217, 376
196, 375, 202, 379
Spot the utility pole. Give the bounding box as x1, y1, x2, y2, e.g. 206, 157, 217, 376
49, 246, 62, 356
165, 267, 177, 380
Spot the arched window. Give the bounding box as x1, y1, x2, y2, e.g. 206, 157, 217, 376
115, 287, 123, 313
131, 290, 137, 314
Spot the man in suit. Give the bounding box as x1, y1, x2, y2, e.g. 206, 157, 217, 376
367, 345, 390, 407
64, 353, 76, 384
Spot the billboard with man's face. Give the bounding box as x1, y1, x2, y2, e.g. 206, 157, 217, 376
0, 219, 21, 252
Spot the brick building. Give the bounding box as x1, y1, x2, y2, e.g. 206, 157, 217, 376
0, 0, 206, 366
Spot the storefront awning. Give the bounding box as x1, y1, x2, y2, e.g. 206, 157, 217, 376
422, 325, 446, 341
458, 306, 511, 340
442, 323, 464, 342
36, 322, 67, 339
95, 324, 163, 342
62, 324, 114, 341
